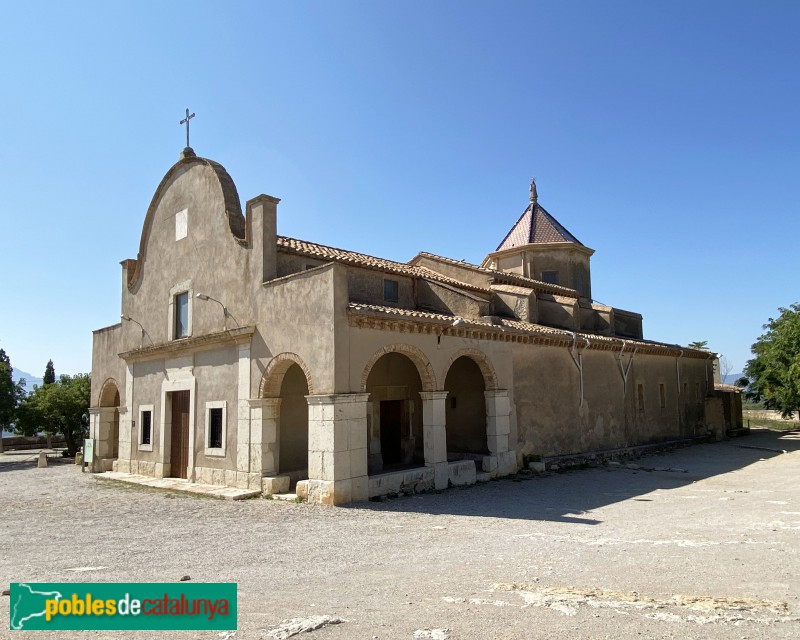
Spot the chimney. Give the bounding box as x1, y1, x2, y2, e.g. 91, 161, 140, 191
246, 194, 281, 282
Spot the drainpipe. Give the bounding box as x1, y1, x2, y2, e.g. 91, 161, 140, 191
568, 333, 590, 409
676, 350, 684, 397
617, 340, 637, 395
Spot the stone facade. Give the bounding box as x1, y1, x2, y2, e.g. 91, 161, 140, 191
89, 149, 723, 505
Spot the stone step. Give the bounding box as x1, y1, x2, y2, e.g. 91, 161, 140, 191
476, 472, 492, 483
272, 493, 300, 502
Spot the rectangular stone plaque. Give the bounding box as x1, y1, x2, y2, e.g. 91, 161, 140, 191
83, 439, 94, 463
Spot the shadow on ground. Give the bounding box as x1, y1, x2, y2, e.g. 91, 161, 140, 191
351, 428, 800, 523
0, 449, 72, 473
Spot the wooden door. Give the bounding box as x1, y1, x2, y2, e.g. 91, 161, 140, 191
170, 390, 190, 479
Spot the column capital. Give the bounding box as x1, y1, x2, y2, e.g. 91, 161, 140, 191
306, 393, 370, 405
248, 397, 282, 410
418, 391, 449, 401
484, 388, 510, 399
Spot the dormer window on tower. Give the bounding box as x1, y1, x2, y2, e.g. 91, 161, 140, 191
542, 271, 559, 285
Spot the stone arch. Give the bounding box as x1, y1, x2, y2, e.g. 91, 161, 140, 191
96, 378, 120, 464
360, 344, 437, 392
442, 348, 498, 391
98, 378, 121, 407
259, 353, 315, 398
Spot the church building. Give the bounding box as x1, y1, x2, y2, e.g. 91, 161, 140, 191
89, 146, 715, 505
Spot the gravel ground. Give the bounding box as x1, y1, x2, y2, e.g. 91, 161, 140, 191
2, 428, 799, 640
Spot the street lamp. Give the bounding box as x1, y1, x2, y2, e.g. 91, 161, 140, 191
195, 293, 239, 331
121, 315, 150, 347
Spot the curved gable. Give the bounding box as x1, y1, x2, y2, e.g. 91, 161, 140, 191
126, 150, 244, 291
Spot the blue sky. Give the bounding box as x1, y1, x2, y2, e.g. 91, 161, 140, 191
1, 1, 798, 378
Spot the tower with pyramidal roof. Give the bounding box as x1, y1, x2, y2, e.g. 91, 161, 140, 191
481, 179, 594, 300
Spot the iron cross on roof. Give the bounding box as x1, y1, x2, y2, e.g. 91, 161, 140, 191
179, 108, 196, 148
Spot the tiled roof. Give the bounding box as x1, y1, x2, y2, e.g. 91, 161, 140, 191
277, 236, 490, 294
490, 284, 533, 296
496, 203, 583, 251
347, 303, 456, 322
412, 251, 578, 297
347, 304, 711, 358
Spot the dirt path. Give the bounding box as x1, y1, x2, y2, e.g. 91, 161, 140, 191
2, 428, 799, 639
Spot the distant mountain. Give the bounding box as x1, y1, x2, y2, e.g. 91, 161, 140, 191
11, 368, 43, 393
723, 372, 744, 386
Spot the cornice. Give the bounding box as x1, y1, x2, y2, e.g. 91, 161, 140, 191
119, 326, 255, 362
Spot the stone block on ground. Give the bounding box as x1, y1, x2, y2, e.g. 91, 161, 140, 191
448, 460, 476, 487
262, 475, 291, 495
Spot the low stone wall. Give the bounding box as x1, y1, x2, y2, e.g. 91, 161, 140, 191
529, 436, 708, 472
1, 435, 66, 451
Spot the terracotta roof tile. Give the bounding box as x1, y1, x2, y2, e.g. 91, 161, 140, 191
347, 303, 455, 322
347, 305, 711, 358
277, 236, 490, 294
496, 203, 582, 251
412, 251, 578, 297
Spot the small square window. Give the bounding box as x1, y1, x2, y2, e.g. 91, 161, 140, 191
542, 271, 559, 285
138, 405, 154, 451
205, 401, 227, 456
208, 408, 223, 449
383, 279, 399, 303
174, 292, 189, 339
141, 410, 152, 445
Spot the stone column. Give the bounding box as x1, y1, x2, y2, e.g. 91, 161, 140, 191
88, 407, 100, 472
419, 391, 448, 490
248, 397, 281, 475
234, 342, 259, 489
302, 393, 370, 505
117, 407, 131, 473
483, 389, 517, 477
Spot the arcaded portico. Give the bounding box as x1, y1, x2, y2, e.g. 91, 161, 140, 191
89, 146, 716, 505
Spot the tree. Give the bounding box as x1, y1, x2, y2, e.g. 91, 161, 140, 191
0, 348, 26, 454
43, 359, 55, 385
688, 340, 709, 350
16, 373, 91, 456
718, 355, 733, 384
740, 303, 800, 419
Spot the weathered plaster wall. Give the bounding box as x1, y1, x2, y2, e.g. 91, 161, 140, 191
410, 256, 492, 289
91, 324, 125, 405
524, 246, 592, 298
417, 281, 489, 317
254, 264, 339, 396
512, 345, 711, 458
193, 346, 238, 469
614, 309, 644, 339
121, 163, 254, 349
536, 294, 578, 330
347, 267, 414, 308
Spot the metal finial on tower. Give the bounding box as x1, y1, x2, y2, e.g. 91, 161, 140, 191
180, 108, 196, 149
529, 177, 538, 205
